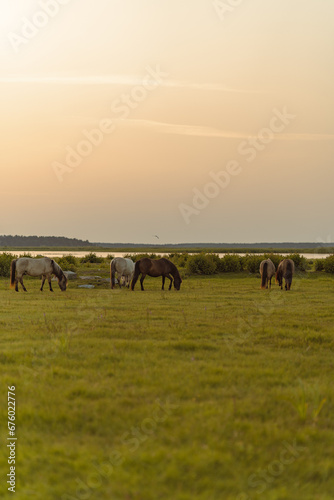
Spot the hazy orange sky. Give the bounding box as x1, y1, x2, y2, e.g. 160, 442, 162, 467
1, 0, 333, 244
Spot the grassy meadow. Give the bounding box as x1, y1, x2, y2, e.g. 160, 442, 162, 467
1, 259, 334, 499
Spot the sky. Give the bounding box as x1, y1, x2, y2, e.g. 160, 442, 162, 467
1, 0, 333, 244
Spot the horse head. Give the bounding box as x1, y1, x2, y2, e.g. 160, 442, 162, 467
174, 274, 182, 290
58, 272, 68, 291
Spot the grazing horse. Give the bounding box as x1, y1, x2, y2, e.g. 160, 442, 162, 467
110, 257, 135, 289
259, 258, 276, 289
131, 258, 182, 291
276, 259, 295, 290
10, 257, 67, 292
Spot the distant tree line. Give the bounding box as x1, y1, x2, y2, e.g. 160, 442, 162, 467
0, 235, 91, 247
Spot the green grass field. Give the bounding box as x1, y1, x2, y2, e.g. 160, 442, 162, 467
1, 265, 334, 499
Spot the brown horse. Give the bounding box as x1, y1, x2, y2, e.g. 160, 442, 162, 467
260, 258, 276, 289
131, 258, 182, 291
276, 259, 295, 290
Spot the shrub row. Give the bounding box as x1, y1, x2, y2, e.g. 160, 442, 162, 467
1, 252, 333, 277
173, 253, 309, 275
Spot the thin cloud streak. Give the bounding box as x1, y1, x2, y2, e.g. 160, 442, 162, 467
0, 74, 262, 93
120, 119, 334, 141
119, 119, 248, 139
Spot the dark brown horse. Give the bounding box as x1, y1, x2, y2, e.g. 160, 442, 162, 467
131, 258, 182, 291
276, 259, 295, 290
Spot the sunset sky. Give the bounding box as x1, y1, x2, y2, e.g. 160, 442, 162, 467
1, 0, 333, 244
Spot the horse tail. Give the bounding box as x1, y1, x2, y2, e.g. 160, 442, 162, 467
131, 261, 141, 291
10, 260, 17, 289
286, 259, 294, 290
110, 259, 116, 289
261, 261, 268, 289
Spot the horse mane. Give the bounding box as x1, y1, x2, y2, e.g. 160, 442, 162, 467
172, 262, 180, 277
51, 259, 63, 279
168, 260, 181, 281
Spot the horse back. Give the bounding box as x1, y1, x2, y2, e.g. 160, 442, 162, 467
113, 257, 134, 275
284, 259, 295, 278
277, 258, 294, 278
136, 257, 171, 276
16, 257, 52, 276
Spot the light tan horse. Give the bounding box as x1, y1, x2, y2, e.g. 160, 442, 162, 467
10, 257, 67, 292
110, 257, 135, 289
276, 259, 295, 290
259, 258, 276, 289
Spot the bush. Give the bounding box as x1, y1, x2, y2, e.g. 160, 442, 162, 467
80, 252, 104, 264
242, 254, 263, 274
287, 253, 308, 272
167, 253, 189, 269
323, 255, 334, 273
186, 254, 217, 275
124, 253, 158, 263
314, 259, 325, 271
0, 253, 16, 278
210, 254, 225, 273
56, 255, 79, 272
220, 254, 242, 273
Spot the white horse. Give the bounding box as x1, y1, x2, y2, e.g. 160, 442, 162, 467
110, 257, 135, 289
259, 258, 276, 289
10, 257, 67, 292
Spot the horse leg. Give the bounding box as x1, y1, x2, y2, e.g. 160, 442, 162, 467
48, 275, 54, 292
19, 277, 27, 292
140, 274, 146, 291
162, 276, 165, 290
131, 268, 140, 290
15, 278, 19, 292
167, 274, 173, 290
111, 268, 115, 289
40, 275, 46, 291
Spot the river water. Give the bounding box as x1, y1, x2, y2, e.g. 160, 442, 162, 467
2, 250, 331, 260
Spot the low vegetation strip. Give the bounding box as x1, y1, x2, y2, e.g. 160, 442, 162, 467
1, 251, 334, 278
